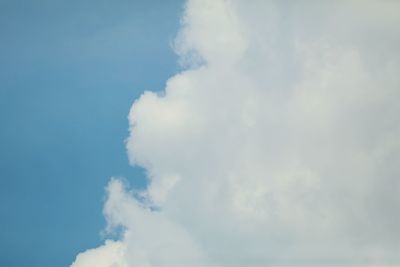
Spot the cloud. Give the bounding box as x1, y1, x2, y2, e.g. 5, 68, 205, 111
71, 240, 127, 267
71, 0, 400, 266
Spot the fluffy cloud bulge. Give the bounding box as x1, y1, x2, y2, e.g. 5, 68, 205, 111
71, 0, 400, 266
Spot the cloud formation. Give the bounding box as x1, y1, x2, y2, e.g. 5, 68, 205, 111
71, 0, 400, 266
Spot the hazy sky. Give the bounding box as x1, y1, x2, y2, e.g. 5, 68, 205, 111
0, 1, 182, 266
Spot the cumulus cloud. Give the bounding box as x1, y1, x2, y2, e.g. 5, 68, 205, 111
71, 0, 400, 266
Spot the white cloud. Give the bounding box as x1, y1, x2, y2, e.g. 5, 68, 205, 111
72, 0, 400, 266
70, 240, 127, 267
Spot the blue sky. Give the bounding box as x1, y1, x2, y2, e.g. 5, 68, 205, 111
0, 1, 182, 266
3, 1, 400, 266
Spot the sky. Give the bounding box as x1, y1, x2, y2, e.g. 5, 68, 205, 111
2, 1, 400, 267
0, 1, 182, 266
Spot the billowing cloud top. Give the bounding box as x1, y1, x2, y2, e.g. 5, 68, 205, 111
71, 0, 400, 266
